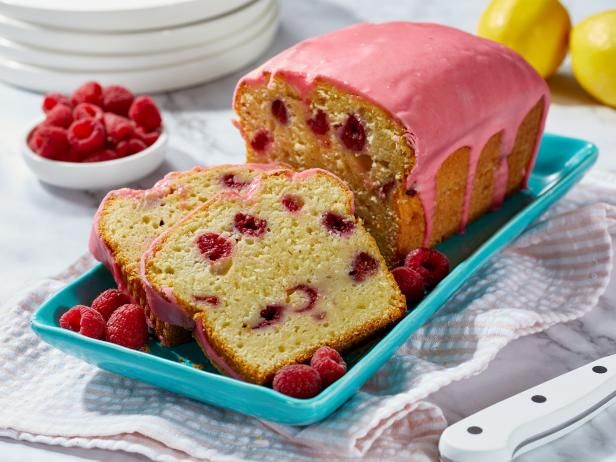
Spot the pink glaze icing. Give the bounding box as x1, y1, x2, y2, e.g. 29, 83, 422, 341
193, 317, 244, 380
234, 22, 550, 245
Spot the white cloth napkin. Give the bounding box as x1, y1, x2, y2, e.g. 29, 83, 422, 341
2, 170, 616, 462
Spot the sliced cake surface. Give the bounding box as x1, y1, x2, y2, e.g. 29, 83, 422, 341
89, 163, 280, 345
142, 168, 406, 384
234, 22, 550, 264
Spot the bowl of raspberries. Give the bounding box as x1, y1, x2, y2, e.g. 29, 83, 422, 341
22, 81, 167, 190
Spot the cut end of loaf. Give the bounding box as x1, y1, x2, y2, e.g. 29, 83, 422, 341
235, 76, 415, 265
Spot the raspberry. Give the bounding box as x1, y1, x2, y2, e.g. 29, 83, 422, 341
378, 180, 396, 200
222, 173, 248, 190
44, 104, 73, 128
271, 99, 288, 124
250, 129, 272, 152
82, 149, 121, 163
307, 109, 329, 135
73, 103, 104, 121
59, 305, 106, 340
310, 346, 347, 387
254, 304, 285, 329
29, 125, 70, 160
71, 81, 103, 107
115, 138, 147, 157
67, 118, 106, 154
339, 114, 366, 151
322, 211, 355, 236
282, 194, 304, 212
134, 126, 160, 146
273, 364, 322, 398
128, 96, 162, 131
56, 148, 83, 163
104, 113, 134, 144
349, 252, 378, 282
106, 304, 148, 349
193, 295, 220, 305
196, 232, 233, 261
404, 248, 450, 289
92, 288, 131, 321
391, 266, 425, 305
42, 92, 71, 113
234, 212, 267, 237
102, 85, 134, 116
288, 284, 318, 312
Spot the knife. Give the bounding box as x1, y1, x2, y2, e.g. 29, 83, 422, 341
439, 354, 616, 461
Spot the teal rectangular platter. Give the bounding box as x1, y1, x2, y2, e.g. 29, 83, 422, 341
31, 133, 598, 425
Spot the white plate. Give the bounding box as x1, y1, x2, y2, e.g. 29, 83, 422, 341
22, 122, 168, 190
0, 0, 272, 55
0, 0, 253, 32
0, 6, 278, 93
0, 1, 276, 71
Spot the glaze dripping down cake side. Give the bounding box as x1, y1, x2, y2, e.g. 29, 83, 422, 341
233, 22, 550, 265
89, 163, 281, 346
141, 169, 406, 384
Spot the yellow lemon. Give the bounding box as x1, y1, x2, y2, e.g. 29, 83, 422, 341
477, 0, 571, 78
570, 10, 616, 108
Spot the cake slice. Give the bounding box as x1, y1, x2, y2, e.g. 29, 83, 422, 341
89, 163, 281, 346
141, 169, 406, 384
233, 22, 550, 265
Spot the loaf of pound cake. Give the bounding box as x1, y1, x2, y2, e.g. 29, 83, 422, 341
89, 164, 280, 346
233, 22, 550, 265
141, 168, 406, 384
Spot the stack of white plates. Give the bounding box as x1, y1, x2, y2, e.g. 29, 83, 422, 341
0, 0, 279, 93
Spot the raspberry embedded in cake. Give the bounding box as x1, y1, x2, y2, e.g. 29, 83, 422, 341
306, 109, 329, 135
282, 194, 304, 212
349, 252, 378, 282
194, 295, 220, 306
271, 99, 288, 125
254, 304, 285, 329
234, 213, 267, 237
288, 284, 318, 312
338, 114, 366, 152
222, 173, 249, 190
322, 211, 355, 236
196, 232, 233, 262
250, 129, 272, 152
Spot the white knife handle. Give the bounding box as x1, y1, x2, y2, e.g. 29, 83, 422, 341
439, 354, 616, 462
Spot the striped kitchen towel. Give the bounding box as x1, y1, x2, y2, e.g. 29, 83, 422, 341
1, 170, 616, 462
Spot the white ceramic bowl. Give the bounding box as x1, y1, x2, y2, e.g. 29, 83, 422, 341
0, 0, 276, 71
0, 0, 253, 32
22, 122, 168, 190
0, 6, 278, 93
0, 0, 271, 55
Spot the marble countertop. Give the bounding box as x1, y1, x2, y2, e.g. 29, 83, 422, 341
2, 0, 616, 461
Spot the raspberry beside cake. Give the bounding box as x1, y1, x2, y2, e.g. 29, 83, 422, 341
89, 164, 280, 346
141, 169, 406, 384
233, 22, 550, 265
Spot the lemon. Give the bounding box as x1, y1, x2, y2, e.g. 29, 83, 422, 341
570, 10, 616, 108
477, 0, 571, 78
